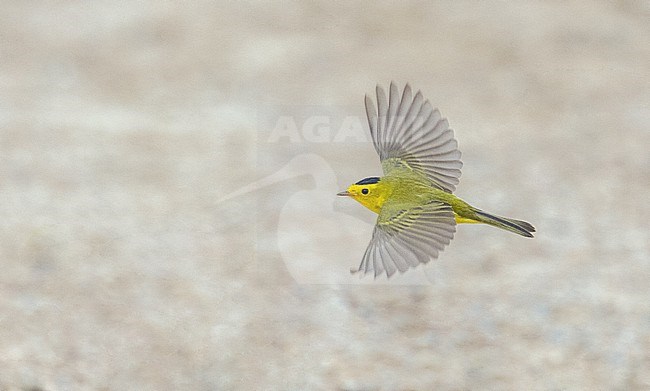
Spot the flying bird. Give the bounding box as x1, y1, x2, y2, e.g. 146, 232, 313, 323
338, 82, 535, 278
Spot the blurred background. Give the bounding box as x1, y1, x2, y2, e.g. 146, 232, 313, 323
1, 1, 649, 389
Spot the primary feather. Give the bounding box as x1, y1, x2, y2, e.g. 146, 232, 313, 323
365, 82, 463, 193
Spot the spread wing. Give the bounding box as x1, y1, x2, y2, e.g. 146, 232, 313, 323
365, 82, 463, 193
352, 199, 457, 278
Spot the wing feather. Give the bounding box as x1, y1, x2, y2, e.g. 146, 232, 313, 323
372, 235, 384, 278
376, 85, 389, 149
367, 82, 463, 193
385, 82, 400, 145
353, 200, 456, 278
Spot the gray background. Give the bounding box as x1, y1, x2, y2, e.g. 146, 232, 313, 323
1, 1, 649, 390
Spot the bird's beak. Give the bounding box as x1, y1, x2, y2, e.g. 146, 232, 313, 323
337, 191, 351, 197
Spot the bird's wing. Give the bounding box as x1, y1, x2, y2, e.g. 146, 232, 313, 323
353, 199, 457, 278
365, 82, 462, 193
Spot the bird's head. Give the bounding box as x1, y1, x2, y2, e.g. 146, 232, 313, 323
337, 176, 389, 214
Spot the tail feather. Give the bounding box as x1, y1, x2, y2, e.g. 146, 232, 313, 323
473, 209, 535, 238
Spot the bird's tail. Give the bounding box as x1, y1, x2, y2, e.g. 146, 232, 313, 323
472, 209, 535, 238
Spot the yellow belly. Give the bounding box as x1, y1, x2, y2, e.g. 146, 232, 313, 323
455, 213, 480, 224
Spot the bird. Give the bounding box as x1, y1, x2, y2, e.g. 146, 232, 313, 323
338, 82, 535, 279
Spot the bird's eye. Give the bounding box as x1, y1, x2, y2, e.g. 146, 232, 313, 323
361, 188, 369, 195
